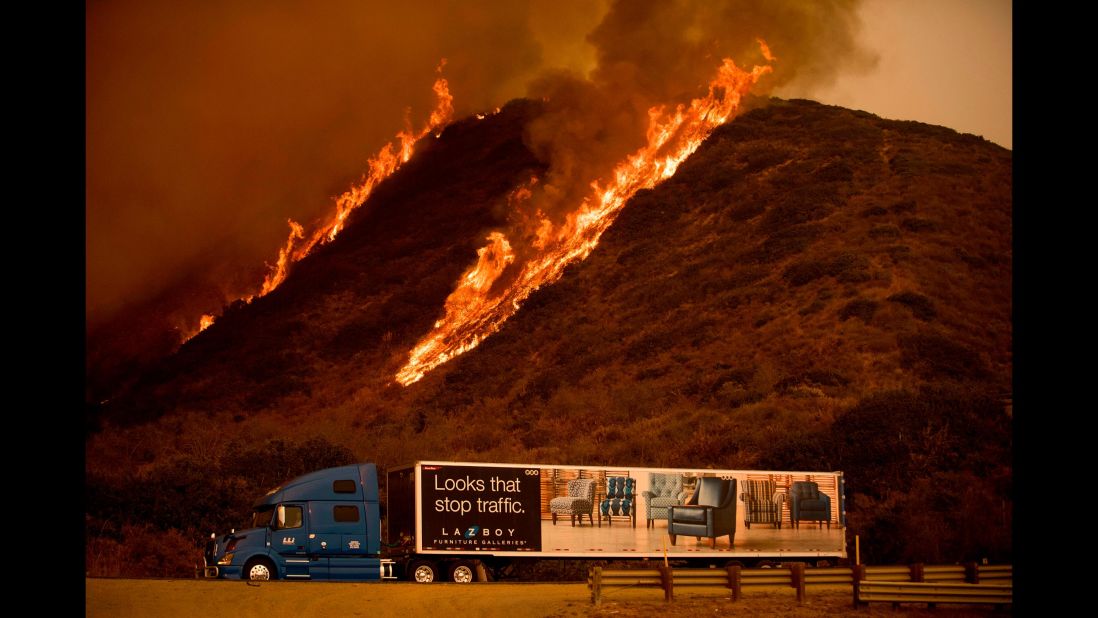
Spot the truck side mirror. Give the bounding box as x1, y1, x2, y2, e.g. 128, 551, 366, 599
275, 505, 286, 529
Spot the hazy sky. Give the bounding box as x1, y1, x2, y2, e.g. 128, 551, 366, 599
793, 0, 1012, 149
86, 0, 1012, 327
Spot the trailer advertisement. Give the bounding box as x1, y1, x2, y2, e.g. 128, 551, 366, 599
420, 464, 542, 551
409, 462, 846, 560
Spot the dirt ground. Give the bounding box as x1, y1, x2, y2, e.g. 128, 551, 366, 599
87, 579, 1008, 617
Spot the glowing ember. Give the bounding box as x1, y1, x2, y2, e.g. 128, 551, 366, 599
396, 46, 773, 386
182, 60, 453, 343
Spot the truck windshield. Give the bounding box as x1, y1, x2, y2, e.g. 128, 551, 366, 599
250, 506, 274, 528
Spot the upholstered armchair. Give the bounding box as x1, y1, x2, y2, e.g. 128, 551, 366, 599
790, 481, 831, 529
642, 473, 687, 528
740, 479, 784, 529
667, 477, 737, 549
599, 477, 636, 527
549, 478, 596, 526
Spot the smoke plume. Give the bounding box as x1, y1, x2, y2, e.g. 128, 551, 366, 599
87, 0, 874, 391
518, 0, 875, 232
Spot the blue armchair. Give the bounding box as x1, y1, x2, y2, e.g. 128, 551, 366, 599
667, 477, 737, 549
641, 473, 687, 529
599, 476, 636, 527
790, 481, 831, 529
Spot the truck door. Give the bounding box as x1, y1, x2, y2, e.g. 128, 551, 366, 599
271, 503, 313, 579
307, 502, 375, 580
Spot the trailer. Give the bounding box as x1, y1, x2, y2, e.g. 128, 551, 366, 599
203, 460, 846, 582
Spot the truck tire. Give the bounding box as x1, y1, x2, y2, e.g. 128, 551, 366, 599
408, 559, 438, 583
448, 561, 476, 583
243, 557, 276, 581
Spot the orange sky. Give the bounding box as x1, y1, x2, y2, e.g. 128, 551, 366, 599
791, 0, 1012, 148
86, 0, 1012, 326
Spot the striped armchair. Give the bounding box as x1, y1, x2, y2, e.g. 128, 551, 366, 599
549, 478, 596, 526
740, 479, 784, 529
641, 473, 687, 528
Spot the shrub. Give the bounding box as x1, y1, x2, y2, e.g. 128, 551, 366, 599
814, 160, 855, 183
901, 217, 940, 232
868, 224, 901, 240
887, 291, 937, 320
839, 298, 879, 322
745, 224, 825, 263
784, 252, 870, 286
784, 261, 826, 286
898, 332, 988, 380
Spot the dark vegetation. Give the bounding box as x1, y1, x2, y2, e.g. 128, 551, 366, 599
86, 98, 1012, 575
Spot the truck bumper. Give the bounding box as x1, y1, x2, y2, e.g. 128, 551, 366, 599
202, 556, 241, 579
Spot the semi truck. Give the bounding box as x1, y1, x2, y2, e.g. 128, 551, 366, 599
203, 460, 846, 582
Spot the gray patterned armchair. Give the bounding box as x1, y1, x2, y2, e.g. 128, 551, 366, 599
549, 478, 596, 526
641, 473, 687, 528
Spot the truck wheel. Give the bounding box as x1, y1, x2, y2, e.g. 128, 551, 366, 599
449, 561, 476, 583
408, 560, 438, 583
243, 558, 276, 581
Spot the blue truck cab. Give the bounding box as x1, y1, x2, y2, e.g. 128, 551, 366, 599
203, 463, 395, 581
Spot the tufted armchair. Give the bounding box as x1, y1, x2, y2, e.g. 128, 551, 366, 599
741, 479, 784, 529
599, 476, 636, 527
790, 481, 831, 529
667, 477, 737, 549
549, 478, 596, 526
642, 473, 687, 529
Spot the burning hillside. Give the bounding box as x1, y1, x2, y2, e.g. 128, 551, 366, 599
87, 96, 1012, 575
87, 0, 878, 404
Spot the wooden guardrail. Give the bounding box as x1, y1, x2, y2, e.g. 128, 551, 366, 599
587, 562, 1012, 606
854, 581, 1012, 609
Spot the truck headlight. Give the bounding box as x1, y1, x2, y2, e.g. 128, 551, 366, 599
217, 553, 234, 566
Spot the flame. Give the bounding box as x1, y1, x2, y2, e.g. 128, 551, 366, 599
757, 37, 776, 62
180, 313, 217, 343
182, 60, 453, 343
397, 232, 515, 381
256, 219, 305, 298
396, 44, 773, 385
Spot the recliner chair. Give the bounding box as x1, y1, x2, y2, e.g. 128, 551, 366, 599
667, 477, 737, 549
790, 481, 831, 529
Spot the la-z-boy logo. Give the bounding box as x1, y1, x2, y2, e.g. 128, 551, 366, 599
443, 527, 517, 538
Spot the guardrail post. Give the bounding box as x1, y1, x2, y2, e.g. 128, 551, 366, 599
790, 563, 806, 604
591, 567, 602, 605
726, 565, 741, 601
964, 561, 979, 584
852, 564, 866, 609
658, 564, 673, 602
910, 562, 924, 582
